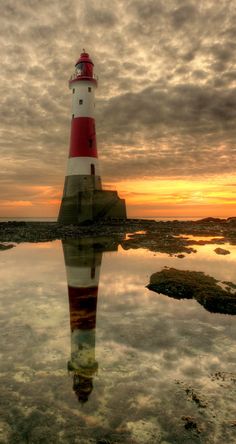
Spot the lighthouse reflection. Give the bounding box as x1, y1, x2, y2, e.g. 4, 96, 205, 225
62, 237, 120, 403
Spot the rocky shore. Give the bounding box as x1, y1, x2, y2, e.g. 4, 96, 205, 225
1, 217, 236, 255
1, 218, 236, 442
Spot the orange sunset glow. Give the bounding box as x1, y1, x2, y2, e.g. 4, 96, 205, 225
1, 174, 236, 219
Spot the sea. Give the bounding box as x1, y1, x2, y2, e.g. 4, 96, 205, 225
0, 217, 236, 443
0, 216, 203, 222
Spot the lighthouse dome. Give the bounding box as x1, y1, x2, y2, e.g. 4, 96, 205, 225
74, 51, 94, 78
75, 51, 94, 66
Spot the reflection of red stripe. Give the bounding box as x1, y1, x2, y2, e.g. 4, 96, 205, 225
68, 287, 98, 297
68, 286, 98, 331
69, 117, 97, 158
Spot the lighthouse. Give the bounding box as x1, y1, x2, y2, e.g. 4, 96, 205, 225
62, 237, 121, 402
58, 51, 126, 224
63, 238, 100, 402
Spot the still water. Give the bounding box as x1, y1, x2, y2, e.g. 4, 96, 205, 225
0, 237, 236, 444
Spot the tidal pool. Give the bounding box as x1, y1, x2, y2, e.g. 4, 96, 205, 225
0, 237, 236, 444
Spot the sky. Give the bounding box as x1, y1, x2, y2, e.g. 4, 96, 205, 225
1, 0, 236, 219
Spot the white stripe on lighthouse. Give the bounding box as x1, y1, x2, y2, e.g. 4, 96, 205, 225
66, 157, 100, 176
66, 265, 101, 288
71, 82, 96, 118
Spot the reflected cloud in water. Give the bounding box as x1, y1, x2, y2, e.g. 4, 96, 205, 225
1, 237, 236, 442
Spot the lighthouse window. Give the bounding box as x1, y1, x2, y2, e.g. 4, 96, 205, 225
88, 87, 91, 92
91, 164, 95, 175
72, 88, 75, 94
79, 99, 83, 105
89, 138, 93, 148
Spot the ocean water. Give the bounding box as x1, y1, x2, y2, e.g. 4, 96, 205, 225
0, 216, 203, 222
0, 236, 236, 443
0, 217, 57, 222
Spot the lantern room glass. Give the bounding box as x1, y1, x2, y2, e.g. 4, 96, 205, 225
75, 62, 93, 78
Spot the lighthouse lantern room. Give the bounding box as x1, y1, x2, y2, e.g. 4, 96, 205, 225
58, 51, 126, 224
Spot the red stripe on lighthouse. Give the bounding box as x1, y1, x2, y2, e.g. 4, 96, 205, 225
69, 117, 98, 158
68, 285, 98, 331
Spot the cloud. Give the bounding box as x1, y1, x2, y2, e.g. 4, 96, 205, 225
1, 0, 236, 208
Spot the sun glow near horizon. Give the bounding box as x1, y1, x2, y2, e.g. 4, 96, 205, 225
1, 174, 236, 219
106, 174, 236, 218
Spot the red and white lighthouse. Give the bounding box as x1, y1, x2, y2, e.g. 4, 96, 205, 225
63, 239, 100, 403
65, 51, 101, 191
58, 51, 126, 224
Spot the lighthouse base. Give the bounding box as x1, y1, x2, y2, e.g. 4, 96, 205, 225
58, 190, 126, 224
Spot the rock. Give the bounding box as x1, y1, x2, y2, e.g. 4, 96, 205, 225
181, 416, 200, 433
0, 219, 235, 256
223, 281, 236, 290
121, 232, 197, 256
214, 247, 230, 255
185, 387, 207, 408
0, 243, 15, 251
97, 440, 111, 444
197, 217, 226, 224
226, 217, 236, 225
147, 268, 236, 315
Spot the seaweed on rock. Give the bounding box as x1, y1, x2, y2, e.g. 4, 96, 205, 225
147, 268, 236, 315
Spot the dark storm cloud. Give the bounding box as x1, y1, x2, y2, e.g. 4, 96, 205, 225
97, 81, 236, 178
100, 84, 236, 134
1, 0, 236, 191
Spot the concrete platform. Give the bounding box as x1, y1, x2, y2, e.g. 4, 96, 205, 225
58, 189, 126, 224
